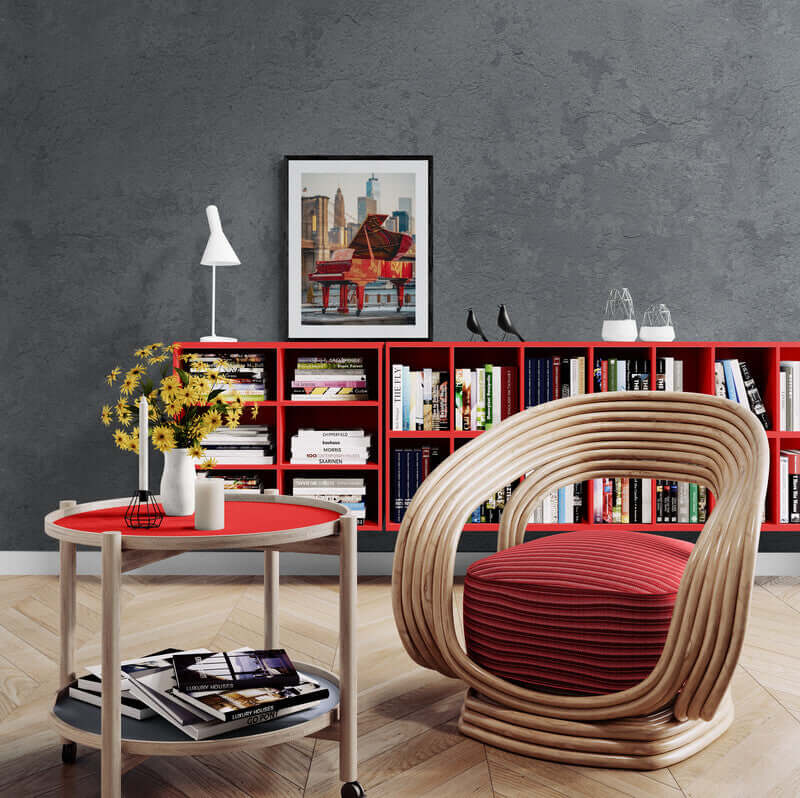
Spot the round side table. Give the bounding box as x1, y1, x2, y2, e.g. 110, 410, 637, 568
44, 493, 364, 798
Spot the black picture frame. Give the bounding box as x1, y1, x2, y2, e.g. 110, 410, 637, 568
284, 155, 433, 341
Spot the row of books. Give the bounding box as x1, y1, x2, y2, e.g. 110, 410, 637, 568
779, 450, 800, 523
290, 356, 368, 401
454, 366, 517, 431
591, 478, 709, 524
292, 476, 367, 524
525, 356, 586, 406
68, 647, 327, 740
390, 366, 449, 430
191, 352, 268, 401
468, 483, 517, 524
390, 446, 441, 523
594, 358, 685, 392
779, 361, 800, 430
290, 428, 371, 465
715, 359, 770, 429
201, 425, 273, 465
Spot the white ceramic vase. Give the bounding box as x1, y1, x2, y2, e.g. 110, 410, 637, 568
160, 448, 195, 516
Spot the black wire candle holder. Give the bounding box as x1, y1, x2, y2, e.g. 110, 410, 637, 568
124, 489, 164, 529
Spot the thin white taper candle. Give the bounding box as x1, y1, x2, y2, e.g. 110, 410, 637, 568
139, 395, 148, 491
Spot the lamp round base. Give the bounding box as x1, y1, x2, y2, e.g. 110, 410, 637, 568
200, 335, 238, 342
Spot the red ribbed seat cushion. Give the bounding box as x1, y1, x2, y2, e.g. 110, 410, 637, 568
463, 530, 693, 695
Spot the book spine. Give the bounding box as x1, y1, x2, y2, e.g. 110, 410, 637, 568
739, 361, 770, 429
552, 357, 560, 402
601, 360, 608, 392
484, 364, 493, 429
455, 370, 463, 431
689, 483, 698, 524
613, 478, 622, 523
621, 478, 630, 524
698, 485, 707, 523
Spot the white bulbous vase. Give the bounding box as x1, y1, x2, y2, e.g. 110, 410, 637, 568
160, 448, 195, 516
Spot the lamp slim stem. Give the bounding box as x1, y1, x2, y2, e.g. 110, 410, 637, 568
211, 263, 216, 338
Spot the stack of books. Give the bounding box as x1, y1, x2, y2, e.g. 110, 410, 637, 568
469, 482, 519, 524
201, 425, 273, 465
292, 477, 367, 524
593, 358, 654, 392
526, 356, 585, 406
69, 648, 328, 741
779, 361, 800, 430
391, 445, 442, 523
716, 358, 769, 429
290, 429, 371, 465
455, 365, 518, 430
197, 473, 262, 493
190, 352, 267, 401
779, 450, 800, 523
390, 366, 449, 431
290, 356, 368, 401
529, 483, 587, 523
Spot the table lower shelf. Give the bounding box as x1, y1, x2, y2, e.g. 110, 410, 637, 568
50, 663, 340, 756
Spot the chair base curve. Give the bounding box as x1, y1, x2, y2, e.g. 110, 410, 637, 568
458, 689, 734, 770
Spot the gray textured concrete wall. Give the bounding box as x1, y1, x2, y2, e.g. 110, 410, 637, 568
4, 1, 800, 549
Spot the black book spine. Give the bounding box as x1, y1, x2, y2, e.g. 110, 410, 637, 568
631, 479, 641, 524
561, 357, 570, 398
738, 361, 771, 430
791, 474, 800, 523
656, 480, 663, 523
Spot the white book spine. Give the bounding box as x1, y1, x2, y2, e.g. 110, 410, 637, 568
476, 368, 485, 429
416, 372, 424, 429
617, 359, 626, 391
780, 371, 787, 431
493, 366, 502, 424
470, 371, 478, 431
715, 362, 727, 397
570, 359, 579, 396
674, 360, 683, 392
642, 479, 652, 523
678, 482, 690, 523
593, 478, 603, 523
793, 364, 800, 431
408, 372, 417, 430
563, 484, 574, 523
729, 359, 748, 409
781, 455, 789, 523
664, 357, 674, 392
392, 364, 403, 431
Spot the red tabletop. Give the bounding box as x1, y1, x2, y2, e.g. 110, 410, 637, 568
54, 500, 342, 537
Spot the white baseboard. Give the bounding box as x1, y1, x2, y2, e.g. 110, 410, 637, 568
2, 551, 800, 577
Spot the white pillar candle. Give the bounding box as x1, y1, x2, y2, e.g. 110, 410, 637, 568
139, 395, 148, 491
195, 477, 225, 530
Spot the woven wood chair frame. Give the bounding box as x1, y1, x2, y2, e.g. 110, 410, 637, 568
391, 391, 769, 769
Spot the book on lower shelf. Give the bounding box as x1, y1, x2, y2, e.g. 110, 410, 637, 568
469, 481, 519, 524
290, 356, 369, 400
291, 477, 367, 523
201, 425, 274, 464
779, 361, 800, 431
779, 450, 800, 523
526, 355, 585, 406
391, 446, 443, 523
717, 359, 770, 429
528, 482, 587, 523
290, 429, 371, 465
391, 365, 449, 430
454, 365, 517, 431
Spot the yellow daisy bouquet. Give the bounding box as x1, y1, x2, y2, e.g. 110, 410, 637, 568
100, 343, 256, 469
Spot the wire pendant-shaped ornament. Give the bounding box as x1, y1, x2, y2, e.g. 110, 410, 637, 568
124, 489, 164, 529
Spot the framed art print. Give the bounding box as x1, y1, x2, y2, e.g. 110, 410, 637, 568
286, 156, 432, 339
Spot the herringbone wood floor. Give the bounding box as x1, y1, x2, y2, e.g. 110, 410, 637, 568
0, 575, 799, 797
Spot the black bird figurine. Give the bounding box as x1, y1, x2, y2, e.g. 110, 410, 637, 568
497, 304, 525, 341
466, 308, 489, 341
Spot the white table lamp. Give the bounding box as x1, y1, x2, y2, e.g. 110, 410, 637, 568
200, 204, 240, 342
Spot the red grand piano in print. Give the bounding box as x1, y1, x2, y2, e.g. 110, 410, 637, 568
309, 214, 414, 315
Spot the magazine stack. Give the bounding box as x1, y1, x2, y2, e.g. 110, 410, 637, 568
68, 647, 329, 740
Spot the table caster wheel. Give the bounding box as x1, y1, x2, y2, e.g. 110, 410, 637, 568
341, 781, 365, 798
62, 742, 77, 764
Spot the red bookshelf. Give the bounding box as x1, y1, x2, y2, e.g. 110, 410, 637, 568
172, 341, 799, 542
174, 342, 383, 528
385, 341, 792, 536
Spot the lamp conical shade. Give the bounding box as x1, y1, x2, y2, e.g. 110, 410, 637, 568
200, 205, 240, 266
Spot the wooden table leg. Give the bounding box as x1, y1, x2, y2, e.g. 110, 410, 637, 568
58, 502, 77, 763
338, 515, 360, 792
264, 550, 279, 649
101, 531, 122, 798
